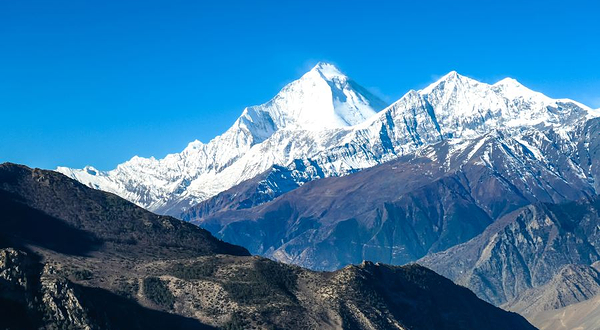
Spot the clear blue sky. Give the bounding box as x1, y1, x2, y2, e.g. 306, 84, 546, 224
1, 0, 599, 170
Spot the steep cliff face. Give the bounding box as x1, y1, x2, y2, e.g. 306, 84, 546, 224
0, 163, 536, 330
419, 195, 600, 306
504, 263, 600, 316
0, 248, 42, 330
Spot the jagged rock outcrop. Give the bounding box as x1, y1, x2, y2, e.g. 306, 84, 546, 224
0, 248, 95, 330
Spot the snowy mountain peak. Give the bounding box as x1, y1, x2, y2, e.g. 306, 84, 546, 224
235, 63, 386, 135
493, 77, 520, 86
491, 77, 549, 102
441, 70, 460, 80
416, 71, 565, 110
420, 72, 548, 104
419, 71, 480, 95
308, 62, 347, 81
381, 70, 596, 141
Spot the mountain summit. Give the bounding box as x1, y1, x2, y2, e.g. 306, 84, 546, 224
236, 62, 386, 138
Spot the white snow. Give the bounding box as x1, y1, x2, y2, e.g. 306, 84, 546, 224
56, 66, 599, 216
467, 137, 488, 161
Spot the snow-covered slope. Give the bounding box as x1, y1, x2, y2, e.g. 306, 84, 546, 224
56, 62, 387, 214
57, 66, 598, 216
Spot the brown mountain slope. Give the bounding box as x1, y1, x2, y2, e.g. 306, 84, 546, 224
504, 263, 600, 317
0, 163, 536, 330
419, 196, 600, 306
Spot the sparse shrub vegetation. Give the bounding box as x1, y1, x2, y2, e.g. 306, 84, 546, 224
71, 269, 93, 281
143, 277, 174, 309
222, 314, 246, 330
168, 257, 218, 279
222, 259, 297, 304
115, 278, 139, 299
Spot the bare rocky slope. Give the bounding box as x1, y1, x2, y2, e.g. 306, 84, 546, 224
504, 263, 600, 317
419, 195, 600, 307
0, 163, 536, 330
525, 291, 600, 330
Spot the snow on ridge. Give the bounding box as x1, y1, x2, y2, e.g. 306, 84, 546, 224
57, 63, 387, 214
56, 67, 596, 216
310, 61, 347, 81
419, 71, 461, 95
234, 62, 386, 134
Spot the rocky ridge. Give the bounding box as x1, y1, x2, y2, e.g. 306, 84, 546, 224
0, 163, 536, 330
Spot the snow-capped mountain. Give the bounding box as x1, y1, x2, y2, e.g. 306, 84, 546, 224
57, 64, 598, 216
184, 71, 598, 219
187, 117, 600, 271
56, 62, 387, 214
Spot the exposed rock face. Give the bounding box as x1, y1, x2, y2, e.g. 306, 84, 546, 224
0, 249, 99, 330
0, 163, 536, 330
0, 248, 31, 292
0, 248, 41, 330
0, 247, 213, 330
419, 195, 600, 306
525, 292, 600, 330
39, 265, 94, 330
187, 117, 600, 271
504, 263, 600, 316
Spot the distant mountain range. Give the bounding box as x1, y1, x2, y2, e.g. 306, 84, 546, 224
176, 68, 599, 271
0, 163, 535, 330
56, 63, 599, 217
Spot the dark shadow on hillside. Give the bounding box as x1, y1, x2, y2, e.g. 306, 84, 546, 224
77, 285, 216, 330
0, 190, 103, 256
0, 295, 40, 330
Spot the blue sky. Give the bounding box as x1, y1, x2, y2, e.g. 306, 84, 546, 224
1, 0, 599, 170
